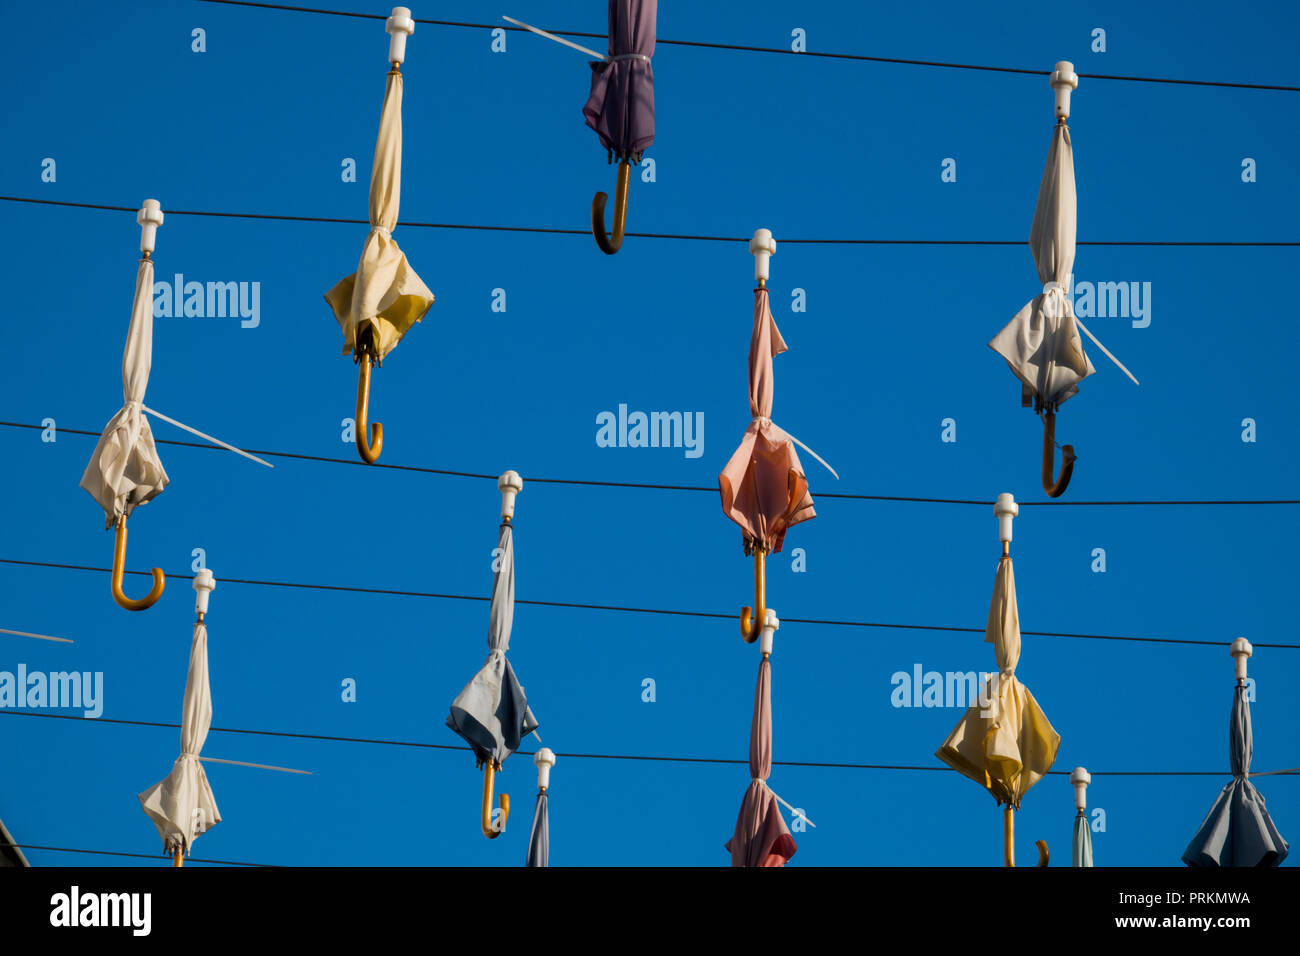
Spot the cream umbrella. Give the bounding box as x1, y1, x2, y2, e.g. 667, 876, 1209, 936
81, 201, 270, 612
990, 63, 1138, 497
139, 570, 221, 865
936, 493, 1060, 865
325, 6, 434, 464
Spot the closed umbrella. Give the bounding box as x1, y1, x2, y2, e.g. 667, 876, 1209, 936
720, 230, 833, 643
1071, 767, 1094, 867
82, 201, 270, 612
989, 62, 1137, 498
937, 493, 1060, 865
139, 570, 221, 866
526, 748, 555, 867
584, 0, 655, 253
448, 471, 539, 838
1183, 640, 1289, 867
726, 611, 799, 867
325, 6, 435, 463
81, 200, 170, 611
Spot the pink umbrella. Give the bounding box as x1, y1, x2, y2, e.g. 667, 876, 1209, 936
726, 613, 797, 867
719, 230, 824, 642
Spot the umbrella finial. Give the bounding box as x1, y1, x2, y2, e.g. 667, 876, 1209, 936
534, 747, 556, 792
750, 228, 776, 287
1231, 637, 1253, 684
994, 492, 1018, 556
1051, 61, 1078, 122
193, 568, 215, 619
386, 7, 414, 67
759, 608, 779, 659
1071, 767, 1091, 813
137, 199, 163, 257
499, 470, 523, 522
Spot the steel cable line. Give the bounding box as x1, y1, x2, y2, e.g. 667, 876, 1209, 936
2, 557, 1298, 649
191, 0, 1300, 92
2, 421, 1297, 508
3, 196, 1297, 246
7, 711, 1296, 777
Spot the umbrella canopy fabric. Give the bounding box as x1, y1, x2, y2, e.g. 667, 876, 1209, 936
726, 658, 797, 867
582, 0, 656, 162
139, 618, 220, 854
80, 257, 170, 525
1073, 813, 1094, 867
936, 555, 1060, 810
989, 123, 1095, 410
448, 523, 539, 766
1182, 684, 1289, 867
325, 69, 434, 363
526, 791, 548, 867
719, 288, 816, 554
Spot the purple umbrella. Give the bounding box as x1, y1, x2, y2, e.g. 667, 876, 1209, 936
583, 0, 656, 253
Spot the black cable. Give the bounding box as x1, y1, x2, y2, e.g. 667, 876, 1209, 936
3, 557, 1297, 649
7, 711, 1293, 777
3, 421, 1297, 508
9, 842, 275, 866
4, 196, 1297, 246
191, 0, 1300, 92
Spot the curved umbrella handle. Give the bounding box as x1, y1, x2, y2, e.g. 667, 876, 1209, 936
354, 330, 384, 464
1004, 807, 1050, 867
739, 547, 766, 643
1041, 410, 1075, 498
111, 516, 165, 611
592, 158, 631, 255
481, 760, 510, 839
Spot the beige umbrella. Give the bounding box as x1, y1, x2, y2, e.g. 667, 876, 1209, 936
937, 493, 1060, 865
325, 6, 434, 464
990, 63, 1137, 497
139, 570, 221, 865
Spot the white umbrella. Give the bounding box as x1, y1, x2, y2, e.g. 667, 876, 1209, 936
81, 201, 271, 612
990, 63, 1137, 497
139, 570, 221, 865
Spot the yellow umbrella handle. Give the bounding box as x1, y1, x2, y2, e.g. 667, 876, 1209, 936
481, 761, 509, 839
1003, 807, 1049, 867
354, 347, 384, 464
740, 548, 766, 642
111, 516, 165, 611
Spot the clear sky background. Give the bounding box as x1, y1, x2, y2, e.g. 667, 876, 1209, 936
1, 0, 1297, 867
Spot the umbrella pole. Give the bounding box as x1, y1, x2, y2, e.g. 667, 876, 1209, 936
740, 546, 766, 642
1003, 807, 1015, 867
354, 330, 384, 464
481, 761, 510, 839
173, 846, 183, 868
1041, 410, 1076, 497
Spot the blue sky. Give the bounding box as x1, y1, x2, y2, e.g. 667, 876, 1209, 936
1, 0, 1297, 867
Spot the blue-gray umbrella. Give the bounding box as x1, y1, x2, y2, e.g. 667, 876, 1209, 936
447, 471, 539, 839
1183, 640, 1289, 867
525, 748, 555, 867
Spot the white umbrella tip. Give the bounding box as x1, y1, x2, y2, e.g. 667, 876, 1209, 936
1070, 767, 1091, 785
193, 569, 215, 592
1231, 637, 1252, 658
749, 229, 776, 282
534, 747, 556, 768
386, 7, 414, 64
499, 470, 523, 520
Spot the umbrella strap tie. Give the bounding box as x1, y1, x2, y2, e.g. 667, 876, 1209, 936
610, 53, 650, 63
752, 417, 840, 481
371, 225, 392, 240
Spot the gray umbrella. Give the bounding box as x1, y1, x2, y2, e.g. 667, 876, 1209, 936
1183, 641, 1288, 866
448, 472, 538, 838
525, 748, 555, 867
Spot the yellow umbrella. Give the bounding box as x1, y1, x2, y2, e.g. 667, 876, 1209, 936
936, 492, 1060, 865
325, 7, 434, 463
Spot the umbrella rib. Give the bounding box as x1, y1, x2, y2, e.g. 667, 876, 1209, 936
141, 405, 274, 468
502, 16, 607, 60
200, 755, 312, 775
0, 626, 72, 644
1071, 317, 1141, 386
